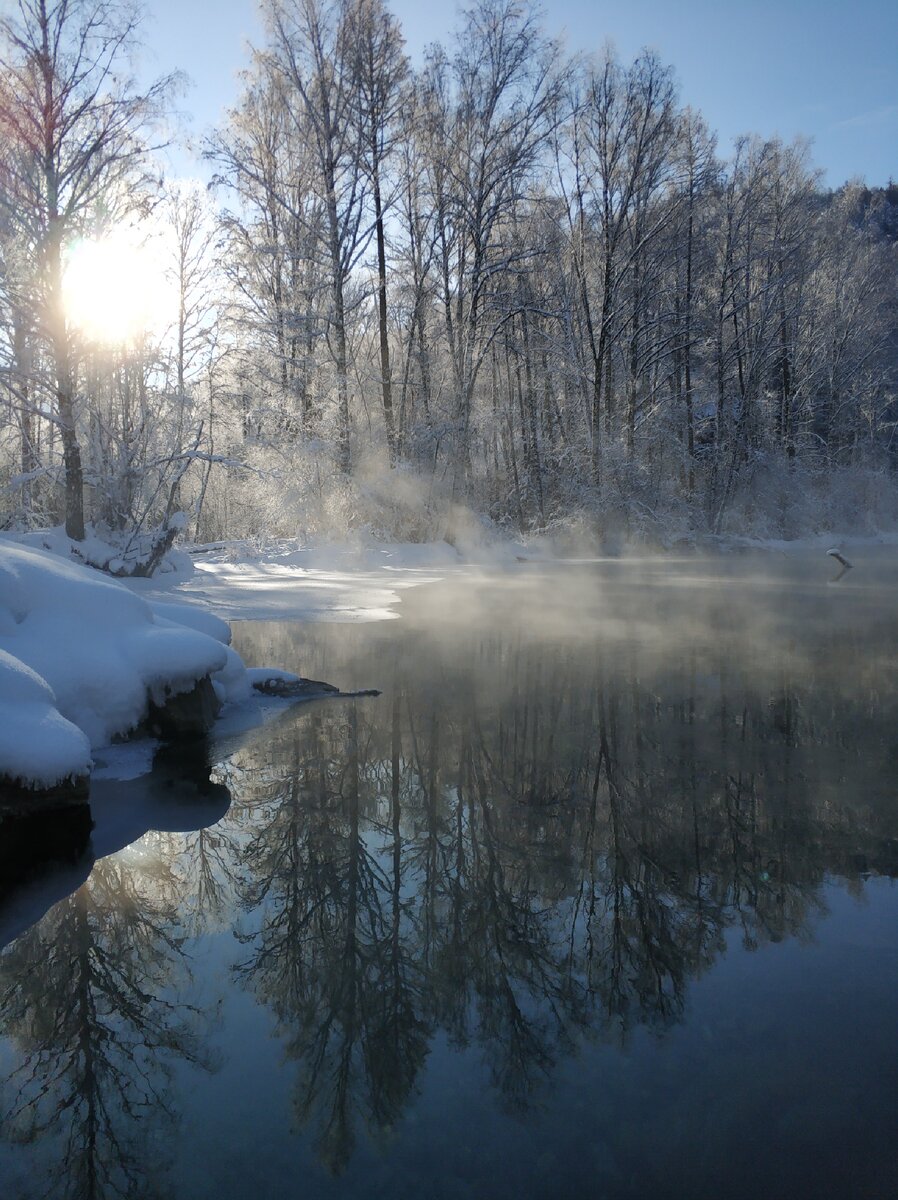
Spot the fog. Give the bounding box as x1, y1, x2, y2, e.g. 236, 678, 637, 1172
267, 544, 898, 688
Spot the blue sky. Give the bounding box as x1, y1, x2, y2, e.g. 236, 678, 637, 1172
142, 0, 897, 186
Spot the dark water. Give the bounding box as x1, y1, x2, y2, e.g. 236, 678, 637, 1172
2, 555, 898, 1200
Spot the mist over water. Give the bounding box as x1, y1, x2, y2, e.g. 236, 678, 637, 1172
2, 553, 897, 1199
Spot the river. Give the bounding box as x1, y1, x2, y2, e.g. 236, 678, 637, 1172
1, 553, 896, 1199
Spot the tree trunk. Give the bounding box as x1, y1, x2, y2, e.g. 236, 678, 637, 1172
42, 28, 85, 539
372, 162, 396, 462
49, 238, 85, 540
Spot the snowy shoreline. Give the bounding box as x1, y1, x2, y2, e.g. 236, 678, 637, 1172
0, 540, 252, 796
2, 527, 896, 797
0, 533, 456, 797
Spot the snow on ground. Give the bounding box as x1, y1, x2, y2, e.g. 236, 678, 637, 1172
124, 539, 465, 621
0, 541, 252, 789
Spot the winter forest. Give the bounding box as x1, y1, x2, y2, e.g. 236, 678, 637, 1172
1, 0, 897, 554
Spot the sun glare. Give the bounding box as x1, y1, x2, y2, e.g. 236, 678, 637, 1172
63, 227, 176, 345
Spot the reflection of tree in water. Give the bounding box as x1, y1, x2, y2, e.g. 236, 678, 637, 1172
161, 823, 242, 937
227, 607, 898, 1171
231, 705, 429, 1172
0, 852, 214, 1200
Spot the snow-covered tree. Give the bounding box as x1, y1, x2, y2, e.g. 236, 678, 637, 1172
0, 0, 174, 539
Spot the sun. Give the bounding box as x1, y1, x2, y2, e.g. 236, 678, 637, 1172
63, 226, 176, 345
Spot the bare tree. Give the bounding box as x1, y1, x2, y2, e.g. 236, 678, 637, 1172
264, 0, 371, 473
427, 0, 562, 498
0, 0, 174, 539
345, 0, 408, 463
558, 49, 677, 485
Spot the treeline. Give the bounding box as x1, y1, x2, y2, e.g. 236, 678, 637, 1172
1, 0, 897, 548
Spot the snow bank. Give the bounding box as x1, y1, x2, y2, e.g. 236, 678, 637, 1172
148, 600, 232, 644
0, 541, 248, 789
0, 649, 91, 789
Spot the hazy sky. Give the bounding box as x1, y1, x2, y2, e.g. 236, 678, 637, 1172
142, 0, 897, 186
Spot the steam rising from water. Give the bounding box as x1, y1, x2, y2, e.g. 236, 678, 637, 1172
378, 547, 898, 685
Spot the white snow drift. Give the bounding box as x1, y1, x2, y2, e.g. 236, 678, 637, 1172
0, 541, 249, 790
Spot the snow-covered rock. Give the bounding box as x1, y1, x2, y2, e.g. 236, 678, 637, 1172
0, 541, 250, 789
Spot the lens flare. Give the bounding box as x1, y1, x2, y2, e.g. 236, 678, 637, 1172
63, 227, 175, 344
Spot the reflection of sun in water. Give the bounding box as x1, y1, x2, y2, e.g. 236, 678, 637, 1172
63, 227, 175, 344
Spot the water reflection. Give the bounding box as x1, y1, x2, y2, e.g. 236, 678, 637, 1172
1, 855, 215, 1199
225, 704, 430, 1172
223, 561, 898, 1169
0, 749, 228, 1199
1, 559, 897, 1193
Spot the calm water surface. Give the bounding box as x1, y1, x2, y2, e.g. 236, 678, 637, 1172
1, 555, 897, 1199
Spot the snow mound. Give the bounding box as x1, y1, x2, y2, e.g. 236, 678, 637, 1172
0, 542, 248, 785
148, 600, 232, 644
0, 649, 92, 789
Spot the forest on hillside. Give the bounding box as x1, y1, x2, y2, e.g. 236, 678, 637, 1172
1, 0, 896, 552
